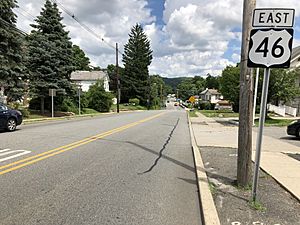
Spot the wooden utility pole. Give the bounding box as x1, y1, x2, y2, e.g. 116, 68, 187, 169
237, 0, 256, 187
116, 43, 120, 113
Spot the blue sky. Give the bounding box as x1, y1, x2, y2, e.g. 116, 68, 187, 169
15, 0, 300, 77
147, 0, 165, 26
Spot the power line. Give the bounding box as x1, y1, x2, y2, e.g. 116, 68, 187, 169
50, 0, 121, 53
16, 7, 36, 20
0, 17, 28, 36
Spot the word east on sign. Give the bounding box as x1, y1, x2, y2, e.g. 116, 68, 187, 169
253, 8, 294, 27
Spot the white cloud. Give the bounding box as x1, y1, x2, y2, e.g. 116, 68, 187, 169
13, 0, 300, 77
15, 0, 154, 68
150, 50, 235, 77
231, 53, 241, 62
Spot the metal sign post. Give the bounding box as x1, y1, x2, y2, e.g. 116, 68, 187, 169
252, 68, 270, 201
51, 89, 54, 118
247, 8, 295, 201
49, 89, 56, 118
78, 87, 82, 115
253, 68, 260, 126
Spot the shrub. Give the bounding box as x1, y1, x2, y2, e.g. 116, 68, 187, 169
8, 102, 30, 118
87, 80, 114, 112
60, 98, 78, 114
199, 102, 211, 110
129, 98, 140, 106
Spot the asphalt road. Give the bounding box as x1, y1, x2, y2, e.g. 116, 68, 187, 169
254, 126, 300, 148
0, 110, 202, 225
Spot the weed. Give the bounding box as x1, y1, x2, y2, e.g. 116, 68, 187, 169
208, 182, 217, 195
250, 200, 267, 212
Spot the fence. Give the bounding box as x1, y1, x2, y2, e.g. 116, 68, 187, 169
267, 104, 297, 117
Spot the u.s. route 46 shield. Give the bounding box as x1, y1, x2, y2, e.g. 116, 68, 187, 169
248, 28, 293, 68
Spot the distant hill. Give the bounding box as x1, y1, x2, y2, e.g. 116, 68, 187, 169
162, 77, 187, 92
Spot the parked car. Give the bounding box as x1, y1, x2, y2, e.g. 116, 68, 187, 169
287, 120, 300, 137
0, 103, 23, 131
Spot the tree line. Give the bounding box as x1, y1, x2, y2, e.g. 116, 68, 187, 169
0, 0, 155, 114
174, 64, 299, 112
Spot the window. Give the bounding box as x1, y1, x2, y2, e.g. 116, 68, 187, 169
0, 105, 7, 111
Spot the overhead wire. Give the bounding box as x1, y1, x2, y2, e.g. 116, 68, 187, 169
50, 0, 122, 54
15, 7, 36, 21
0, 17, 28, 36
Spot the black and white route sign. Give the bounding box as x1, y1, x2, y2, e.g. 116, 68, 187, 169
248, 28, 293, 68
253, 8, 295, 27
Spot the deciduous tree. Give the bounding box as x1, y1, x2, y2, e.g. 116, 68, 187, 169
219, 65, 240, 111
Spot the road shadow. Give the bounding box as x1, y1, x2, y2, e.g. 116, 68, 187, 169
280, 136, 300, 141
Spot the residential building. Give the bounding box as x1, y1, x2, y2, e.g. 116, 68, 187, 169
200, 88, 223, 104
286, 46, 300, 115
70, 70, 110, 92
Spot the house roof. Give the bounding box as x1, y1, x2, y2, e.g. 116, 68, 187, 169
200, 89, 221, 95
70, 71, 108, 81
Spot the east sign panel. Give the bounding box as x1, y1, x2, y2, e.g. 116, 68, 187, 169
252, 8, 295, 28
248, 8, 294, 68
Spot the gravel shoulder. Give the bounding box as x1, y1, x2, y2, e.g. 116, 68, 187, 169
200, 146, 300, 225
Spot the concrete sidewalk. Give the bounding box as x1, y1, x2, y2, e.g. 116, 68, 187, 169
191, 112, 300, 201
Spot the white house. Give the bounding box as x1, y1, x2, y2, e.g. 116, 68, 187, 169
70, 71, 110, 92
285, 46, 300, 115
200, 88, 223, 104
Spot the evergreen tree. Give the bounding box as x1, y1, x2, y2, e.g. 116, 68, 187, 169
72, 45, 90, 71
0, 0, 26, 102
122, 24, 152, 105
26, 0, 73, 113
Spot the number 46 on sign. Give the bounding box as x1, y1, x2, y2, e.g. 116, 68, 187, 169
248, 28, 293, 68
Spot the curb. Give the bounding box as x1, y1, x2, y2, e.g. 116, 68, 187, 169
188, 114, 221, 225
23, 112, 116, 124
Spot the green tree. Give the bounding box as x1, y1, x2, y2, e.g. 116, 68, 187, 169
219, 65, 240, 111
267, 68, 300, 105
193, 76, 205, 93
122, 24, 153, 105
149, 75, 165, 108
107, 64, 124, 94
26, 0, 73, 113
205, 74, 220, 89
0, 0, 26, 102
177, 78, 198, 100
72, 45, 90, 71
87, 80, 113, 112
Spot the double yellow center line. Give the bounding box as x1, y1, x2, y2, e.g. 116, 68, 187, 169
0, 112, 165, 176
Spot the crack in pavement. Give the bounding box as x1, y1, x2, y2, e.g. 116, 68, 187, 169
140, 118, 180, 174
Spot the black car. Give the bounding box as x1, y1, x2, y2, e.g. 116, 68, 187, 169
0, 103, 23, 131
287, 120, 300, 137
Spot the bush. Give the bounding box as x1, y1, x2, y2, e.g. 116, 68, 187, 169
129, 98, 140, 106
87, 80, 114, 112
8, 102, 31, 118
60, 98, 78, 114
199, 102, 211, 110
